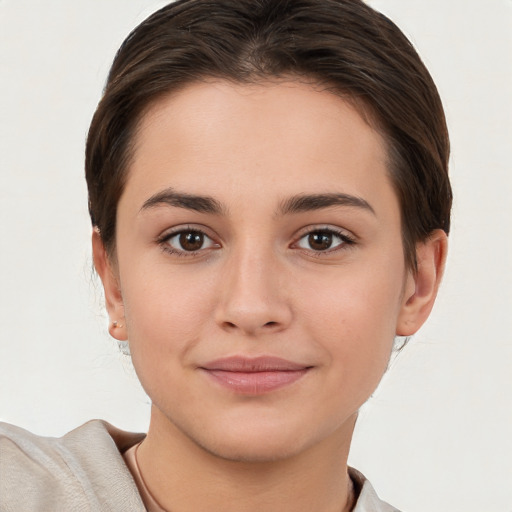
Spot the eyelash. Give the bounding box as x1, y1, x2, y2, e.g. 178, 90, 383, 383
293, 227, 356, 256
157, 226, 356, 258
157, 226, 217, 258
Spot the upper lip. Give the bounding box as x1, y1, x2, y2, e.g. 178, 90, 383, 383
200, 356, 310, 372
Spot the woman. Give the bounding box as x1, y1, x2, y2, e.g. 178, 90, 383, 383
0, 0, 451, 510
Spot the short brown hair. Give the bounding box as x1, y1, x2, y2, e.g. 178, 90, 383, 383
86, 0, 452, 269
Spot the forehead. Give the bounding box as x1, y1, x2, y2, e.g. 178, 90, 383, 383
124, 79, 395, 214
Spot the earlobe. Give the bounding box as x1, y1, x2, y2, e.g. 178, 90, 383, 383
396, 229, 448, 336
92, 229, 127, 341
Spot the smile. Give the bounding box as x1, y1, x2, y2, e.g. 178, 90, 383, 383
199, 356, 312, 394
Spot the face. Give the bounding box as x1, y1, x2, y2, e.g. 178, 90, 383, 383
96, 80, 435, 462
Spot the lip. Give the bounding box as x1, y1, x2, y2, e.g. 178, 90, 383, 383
199, 356, 312, 394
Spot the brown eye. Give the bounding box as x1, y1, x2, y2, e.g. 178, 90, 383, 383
308, 232, 333, 250
164, 229, 216, 253
179, 231, 204, 251
296, 229, 352, 252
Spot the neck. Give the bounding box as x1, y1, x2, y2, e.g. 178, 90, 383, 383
136, 406, 357, 512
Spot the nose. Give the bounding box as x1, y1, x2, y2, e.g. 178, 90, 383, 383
214, 245, 293, 336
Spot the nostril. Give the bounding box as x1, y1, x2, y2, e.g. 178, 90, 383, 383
221, 320, 279, 332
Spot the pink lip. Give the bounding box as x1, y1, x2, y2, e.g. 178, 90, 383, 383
199, 356, 311, 394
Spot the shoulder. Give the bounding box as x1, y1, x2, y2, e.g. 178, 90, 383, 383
0, 420, 146, 512
350, 467, 402, 512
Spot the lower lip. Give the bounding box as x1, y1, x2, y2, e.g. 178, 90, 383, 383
202, 369, 309, 394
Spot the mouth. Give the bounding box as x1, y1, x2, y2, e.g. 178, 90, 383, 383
199, 356, 312, 394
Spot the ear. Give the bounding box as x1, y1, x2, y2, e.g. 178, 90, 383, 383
396, 229, 448, 336
92, 229, 127, 341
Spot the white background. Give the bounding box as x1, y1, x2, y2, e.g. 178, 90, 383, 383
0, 1, 511, 511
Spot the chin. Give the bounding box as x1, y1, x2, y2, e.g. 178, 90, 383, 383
179, 413, 340, 464
196, 431, 309, 464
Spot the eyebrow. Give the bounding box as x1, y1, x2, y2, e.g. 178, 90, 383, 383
278, 193, 375, 216
140, 188, 225, 215
140, 188, 374, 217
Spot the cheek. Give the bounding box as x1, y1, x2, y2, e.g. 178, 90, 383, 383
120, 272, 218, 410
297, 257, 404, 386
301, 258, 404, 335
120, 263, 216, 367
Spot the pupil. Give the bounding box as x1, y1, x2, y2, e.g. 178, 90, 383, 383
180, 231, 203, 251
309, 232, 332, 250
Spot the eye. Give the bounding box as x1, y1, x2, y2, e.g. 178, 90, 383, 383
295, 229, 354, 252
162, 228, 217, 254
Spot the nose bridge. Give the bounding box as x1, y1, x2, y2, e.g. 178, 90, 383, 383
215, 237, 291, 334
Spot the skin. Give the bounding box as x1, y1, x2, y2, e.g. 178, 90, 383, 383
93, 80, 447, 512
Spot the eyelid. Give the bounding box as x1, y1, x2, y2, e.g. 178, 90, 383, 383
291, 225, 356, 253
157, 222, 217, 239
156, 224, 221, 256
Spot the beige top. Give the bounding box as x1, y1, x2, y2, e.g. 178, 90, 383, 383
0, 420, 400, 511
